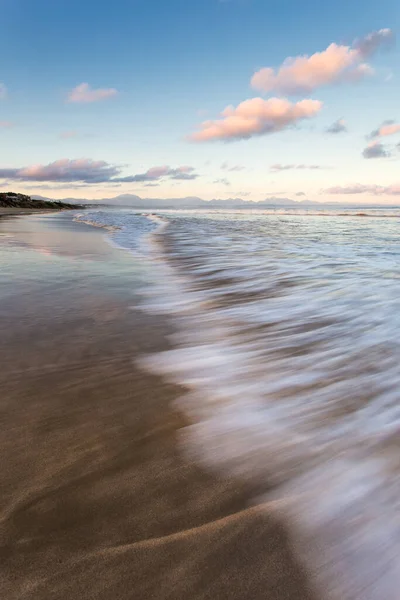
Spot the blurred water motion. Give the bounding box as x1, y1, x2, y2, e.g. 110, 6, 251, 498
77, 208, 400, 600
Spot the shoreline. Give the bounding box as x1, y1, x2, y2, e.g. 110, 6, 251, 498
0, 212, 317, 600
0, 208, 78, 218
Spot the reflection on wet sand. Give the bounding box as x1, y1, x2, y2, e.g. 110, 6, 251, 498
0, 213, 316, 600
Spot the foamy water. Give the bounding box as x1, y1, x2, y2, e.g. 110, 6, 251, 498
77, 208, 400, 600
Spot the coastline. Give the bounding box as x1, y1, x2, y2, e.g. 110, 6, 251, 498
0, 212, 317, 600
0, 208, 80, 219
0, 208, 60, 217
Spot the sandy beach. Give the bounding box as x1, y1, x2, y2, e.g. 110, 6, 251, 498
0, 208, 56, 217
0, 212, 316, 600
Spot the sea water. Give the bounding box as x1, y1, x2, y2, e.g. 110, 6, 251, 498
76, 208, 400, 600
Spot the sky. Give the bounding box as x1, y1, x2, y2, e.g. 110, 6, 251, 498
0, 0, 399, 204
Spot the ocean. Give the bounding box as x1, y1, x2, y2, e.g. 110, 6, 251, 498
76, 207, 400, 600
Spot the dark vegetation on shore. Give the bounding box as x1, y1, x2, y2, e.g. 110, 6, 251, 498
0, 192, 84, 210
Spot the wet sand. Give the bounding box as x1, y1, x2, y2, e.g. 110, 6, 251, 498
0, 208, 62, 217
0, 213, 316, 600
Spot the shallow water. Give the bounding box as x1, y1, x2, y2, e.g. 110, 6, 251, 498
77, 208, 400, 600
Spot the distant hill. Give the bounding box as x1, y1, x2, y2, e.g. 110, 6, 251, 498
65, 194, 321, 209
1, 192, 83, 210
96, 194, 311, 208
28, 193, 400, 210
31, 193, 308, 209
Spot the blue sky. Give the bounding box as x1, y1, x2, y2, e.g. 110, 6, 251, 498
1, 0, 399, 202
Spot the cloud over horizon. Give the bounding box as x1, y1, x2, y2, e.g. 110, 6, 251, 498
117, 165, 199, 182
221, 162, 245, 171
67, 83, 118, 104
0, 159, 199, 184
325, 183, 400, 195
271, 163, 329, 171
190, 97, 322, 142
251, 29, 393, 95
213, 177, 231, 186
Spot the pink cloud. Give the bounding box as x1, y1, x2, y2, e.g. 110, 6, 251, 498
121, 165, 198, 182
173, 165, 196, 175
0, 84, 7, 99
251, 29, 393, 95
324, 183, 400, 195
0, 159, 199, 184
67, 83, 118, 104
379, 124, 400, 137
0, 121, 13, 128
370, 120, 400, 138
145, 166, 170, 178
15, 159, 119, 182
190, 97, 322, 142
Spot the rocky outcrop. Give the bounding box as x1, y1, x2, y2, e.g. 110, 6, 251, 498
0, 192, 83, 210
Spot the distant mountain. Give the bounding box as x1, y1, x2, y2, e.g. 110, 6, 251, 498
29, 193, 398, 210
101, 194, 206, 208
98, 195, 340, 209
97, 194, 318, 209
33, 193, 316, 208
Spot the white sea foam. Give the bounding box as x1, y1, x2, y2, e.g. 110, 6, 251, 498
75, 210, 161, 255
77, 208, 400, 600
